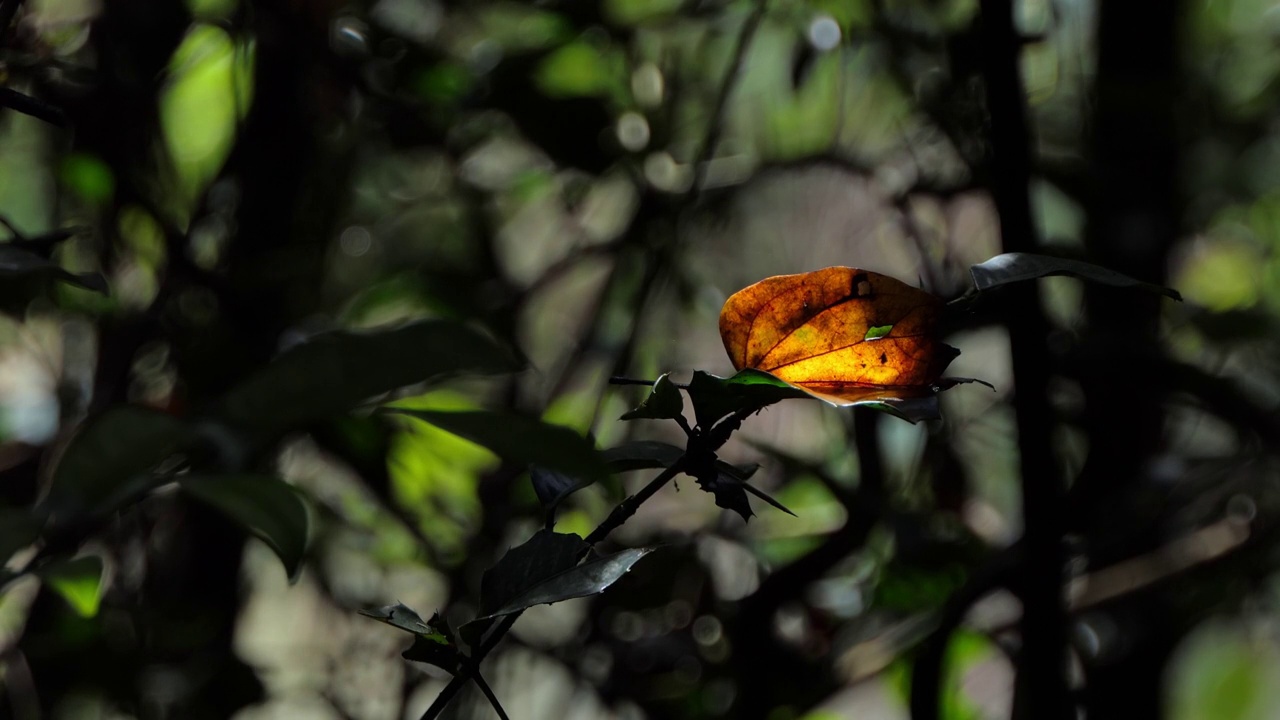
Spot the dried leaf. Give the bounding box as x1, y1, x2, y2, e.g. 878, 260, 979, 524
719, 267, 958, 405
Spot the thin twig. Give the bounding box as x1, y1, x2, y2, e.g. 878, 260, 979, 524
0, 88, 67, 127
689, 0, 767, 197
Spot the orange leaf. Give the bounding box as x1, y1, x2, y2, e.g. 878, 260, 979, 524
718, 267, 958, 405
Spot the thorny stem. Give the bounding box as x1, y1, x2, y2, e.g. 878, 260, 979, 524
421, 461, 687, 720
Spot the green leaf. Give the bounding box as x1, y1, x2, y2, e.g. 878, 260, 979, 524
38, 556, 104, 618
969, 252, 1182, 300
387, 409, 610, 482
220, 320, 522, 442
480, 530, 587, 617
0, 508, 42, 566
179, 475, 309, 581
360, 603, 460, 672
43, 406, 191, 518
687, 369, 811, 428
479, 546, 656, 620
620, 373, 685, 421
601, 440, 684, 473
689, 368, 946, 425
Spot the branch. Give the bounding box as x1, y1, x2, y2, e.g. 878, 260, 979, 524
0, 87, 67, 127
964, 2, 1070, 719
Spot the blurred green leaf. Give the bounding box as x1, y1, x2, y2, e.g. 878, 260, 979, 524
970, 252, 1182, 300
620, 373, 685, 421
220, 320, 521, 442
59, 153, 114, 204
534, 42, 623, 98
1168, 620, 1280, 720
38, 556, 104, 618
161, 25, 255, 202
179, 475, 309, 581
387, 409, 610, 482
44, 406, 190, 518
602, 0, 683, 25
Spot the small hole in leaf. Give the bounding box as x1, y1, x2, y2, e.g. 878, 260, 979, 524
864, 324, 893, 341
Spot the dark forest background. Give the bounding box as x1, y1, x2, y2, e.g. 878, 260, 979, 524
2, 0, 1280, 719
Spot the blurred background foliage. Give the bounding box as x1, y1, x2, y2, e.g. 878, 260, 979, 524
1, 0, 1279, 719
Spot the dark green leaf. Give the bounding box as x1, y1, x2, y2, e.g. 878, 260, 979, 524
969, 252, 1182, 300
479, 547, 656, 620
388, 409, 610, 482
601, 440, 684, 473
687, 369, 811, 428
620, 373, 685, 421
695, 472, 753, 522
402, 634, 460, 672
37, 556, 103, 617
0, 508, 42, 566
0, 244, 108, 293
359, 602, 437, 635
220, 320, 522, 442
179, 475, 309, 581
530, 466, 590, 513
43, 406, 191, 518
463, 529, 588, 648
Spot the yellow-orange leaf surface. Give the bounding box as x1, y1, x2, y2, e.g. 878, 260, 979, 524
719, 267, 958, 405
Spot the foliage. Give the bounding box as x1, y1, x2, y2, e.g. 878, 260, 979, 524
1, 1, 1278, 719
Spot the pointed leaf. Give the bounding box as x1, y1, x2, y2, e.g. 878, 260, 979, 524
44, 406, 191, 518
480, 547, 656, 620
388, 409, 610, 482
620, 374, 685, 421
712, 459, 793, 515
220, 320, 522, 441
179, 475, 309, 581
969, 252, 1182, 300
38, 556, 103, 617
359, 602, 437, 635
601, 440, 684, 473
